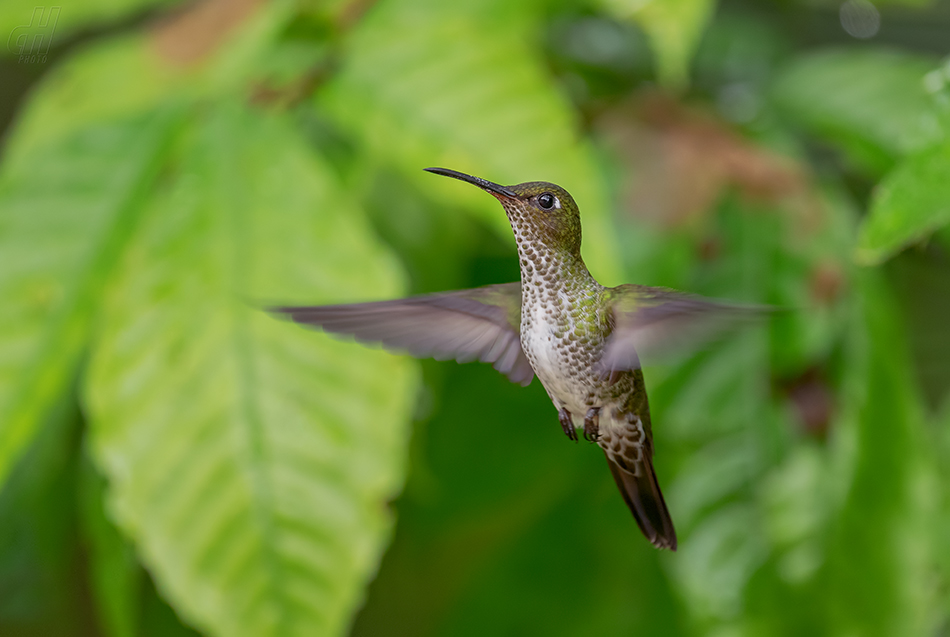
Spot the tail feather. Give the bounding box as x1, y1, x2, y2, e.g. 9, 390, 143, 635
606, 454, 677, 551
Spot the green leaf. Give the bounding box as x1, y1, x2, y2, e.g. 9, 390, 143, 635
6, 36, 184, 158
855, 140, 950, 265
819, 272, 927, 635
319, 0, 621, 283
7, 1, 295, 158
598, 0, 716, 89
0, 0, 183, 53
772, 49, 941, 170
0, 109, 180, 489
85, 103, 418, 637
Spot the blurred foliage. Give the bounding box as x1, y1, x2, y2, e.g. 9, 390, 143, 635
2, 0, 950, 636
599, 0, 716, 88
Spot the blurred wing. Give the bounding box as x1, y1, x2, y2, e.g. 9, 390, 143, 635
602, 284, 772, 373
270, 282, 533, 385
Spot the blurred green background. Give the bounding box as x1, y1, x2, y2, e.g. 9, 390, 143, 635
2, 0, 950, 635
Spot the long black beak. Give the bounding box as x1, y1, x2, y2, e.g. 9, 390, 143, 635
424, 167, 518, 198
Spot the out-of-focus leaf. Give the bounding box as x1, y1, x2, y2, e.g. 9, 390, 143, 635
0, 109, 180, 488
760, 445, 825, 556
319, 0, 621, 283
599, 0, 716, 89
772, 49, 941, 170
819, 272, 928, 635
674, 503, 769, 620
79, 449, 141, 637
668, 434, 761, 529
767, 186, 855, 375
0, 0, 182, 51
855, 140, 950, 265
85, 103, 418, 637
8, 0, 295, 158
6, 36, 183, 157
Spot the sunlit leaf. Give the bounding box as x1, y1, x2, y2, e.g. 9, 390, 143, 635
0, 109, 180, 488
855, 140, 950, 265
599, 0, 716, 88
85, 103, 418, 637
319, 0, 621, 283
7, 36, 184, 158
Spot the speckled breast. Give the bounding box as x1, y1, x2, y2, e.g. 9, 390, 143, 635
519, 285, 627, 416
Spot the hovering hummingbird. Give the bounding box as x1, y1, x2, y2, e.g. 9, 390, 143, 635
273, 168, 763, 550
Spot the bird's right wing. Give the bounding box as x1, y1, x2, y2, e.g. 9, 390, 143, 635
270, 282, 534, 385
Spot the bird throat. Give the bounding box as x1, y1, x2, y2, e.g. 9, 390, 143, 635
502, 200, 595, 306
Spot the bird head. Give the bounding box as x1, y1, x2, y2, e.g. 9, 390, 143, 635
425, 167, 582, 257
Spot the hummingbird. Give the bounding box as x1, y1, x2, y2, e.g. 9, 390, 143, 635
273, 168, 762, 550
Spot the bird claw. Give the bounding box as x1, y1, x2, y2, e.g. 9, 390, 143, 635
558, 409, 577, 442
584, 407, 601, 442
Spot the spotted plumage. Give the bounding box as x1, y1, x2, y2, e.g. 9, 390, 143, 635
485, 178, 676, 549
272, 168, 767, 550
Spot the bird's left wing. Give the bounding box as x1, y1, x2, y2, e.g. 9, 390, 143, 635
601, 284, 772, 373
270, 282, 534, 385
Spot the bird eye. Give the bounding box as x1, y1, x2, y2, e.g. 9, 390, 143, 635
538, 193, 555, 209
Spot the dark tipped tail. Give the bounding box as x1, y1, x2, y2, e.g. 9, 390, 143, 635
606, 454, 677, 551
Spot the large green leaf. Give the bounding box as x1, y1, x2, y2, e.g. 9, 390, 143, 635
6, 0, 299, 159
819, 272, 928, 635
85, 103, 418, 637
6, 36, 184, 158
598, 0, 716, 88
855, 140, 950, 265
772, 49, 941, 171
7, 0, 298, 158
319, 0, 621, 283
0, 109, 179, 488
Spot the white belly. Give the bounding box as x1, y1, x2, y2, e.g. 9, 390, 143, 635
521, 307, 594, 418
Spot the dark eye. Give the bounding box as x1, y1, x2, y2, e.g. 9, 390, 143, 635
538, 193, 555, 209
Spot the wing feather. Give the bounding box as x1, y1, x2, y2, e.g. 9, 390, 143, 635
602, 284, 772, 373
271, 283, 534, 385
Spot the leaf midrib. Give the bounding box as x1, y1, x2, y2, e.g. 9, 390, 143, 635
212, 108, 292, 634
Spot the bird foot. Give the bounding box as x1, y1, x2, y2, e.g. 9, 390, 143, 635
584, 407, 601, 442
558, 409, 577, 442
